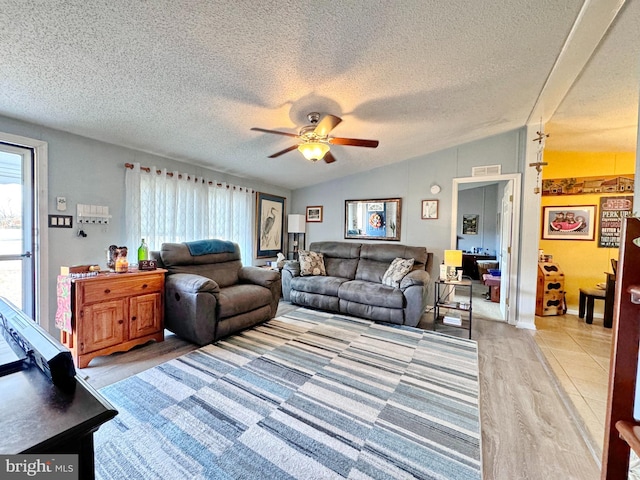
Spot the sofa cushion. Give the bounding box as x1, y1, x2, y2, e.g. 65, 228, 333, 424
355, 258, 390, 283
290, 290, 340, 313
338, 280, 405, 309
308, 242, 361, 278
160, 242, 241, 287
360, 243, 428, 270
298, 250, 327, 276
382, 258, 415, 288
291, 275, 349, 297
217, 284, 273, 319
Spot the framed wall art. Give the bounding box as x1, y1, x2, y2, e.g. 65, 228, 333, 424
256, 192, 285, 258
344, 198, 401, 241
306, 205, 323, 222
421, 200, 438, 219
462, 214, 479, 235
541, 205, 596, 241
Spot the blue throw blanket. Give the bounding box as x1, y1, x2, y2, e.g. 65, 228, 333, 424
185, 239, 236, 256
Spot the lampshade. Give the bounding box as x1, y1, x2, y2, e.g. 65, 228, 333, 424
444, 249, 463, 267
298, 142, 330, 161
287, 214, 306, 233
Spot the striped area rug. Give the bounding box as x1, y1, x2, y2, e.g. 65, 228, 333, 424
95, 308, 481, 479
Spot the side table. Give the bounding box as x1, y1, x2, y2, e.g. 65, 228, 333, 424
434, 279, 473, 339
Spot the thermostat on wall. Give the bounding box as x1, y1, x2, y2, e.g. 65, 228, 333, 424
430, 184, 441, 195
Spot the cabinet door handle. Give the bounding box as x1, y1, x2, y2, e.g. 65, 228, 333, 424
118, 319, 124, 324
141, 284, 148, 289
131, 316, 137, 321
104, 288, 111, 294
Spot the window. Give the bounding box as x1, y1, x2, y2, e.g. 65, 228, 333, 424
125, 163, 253, 261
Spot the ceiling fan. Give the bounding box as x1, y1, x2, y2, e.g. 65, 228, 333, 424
251, 112, 379, 163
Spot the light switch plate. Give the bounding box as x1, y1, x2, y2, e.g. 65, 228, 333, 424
56, 197, 67, 211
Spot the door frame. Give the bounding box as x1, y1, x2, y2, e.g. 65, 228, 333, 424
0, 131, 48, 325
451, 173, 522, 325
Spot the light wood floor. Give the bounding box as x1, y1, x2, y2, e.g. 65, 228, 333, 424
80, 302, 602, 480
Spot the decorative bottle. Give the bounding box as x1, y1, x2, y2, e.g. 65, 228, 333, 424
138, 239, 149, 262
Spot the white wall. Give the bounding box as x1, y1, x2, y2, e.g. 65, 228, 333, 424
0, 114, 291, 333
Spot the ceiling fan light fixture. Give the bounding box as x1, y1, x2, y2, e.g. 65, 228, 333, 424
298, 142, 330, 162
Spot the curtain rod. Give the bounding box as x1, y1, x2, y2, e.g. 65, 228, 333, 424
124, 163, 253, 192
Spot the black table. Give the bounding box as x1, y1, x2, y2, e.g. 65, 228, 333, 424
0, 367, 117, 480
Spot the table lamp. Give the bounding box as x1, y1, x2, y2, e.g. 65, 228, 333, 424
444, 249, 463, 281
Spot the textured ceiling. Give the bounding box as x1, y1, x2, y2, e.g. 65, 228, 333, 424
0, 1, 637, 190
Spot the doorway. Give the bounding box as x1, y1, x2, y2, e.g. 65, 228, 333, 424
451, 174, 522, 325
0, 132, 48, 325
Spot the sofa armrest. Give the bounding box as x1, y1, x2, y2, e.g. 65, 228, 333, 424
238, 266, 279, 288
281, 261, 300, 301
238, 266, 281, 318
400, 270, 429, 290
400, 270, 431, 327
166, 273, 220, 294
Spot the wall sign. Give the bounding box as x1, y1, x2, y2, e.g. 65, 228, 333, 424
598, 196, 634, 248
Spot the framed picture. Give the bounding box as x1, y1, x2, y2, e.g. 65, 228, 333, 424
306, 205, 323, 222
256, 192, 285, 258
345, 198, 401, 241
462, 214, 479, 235
541, 205, 596, 240
421, 200, 438, 219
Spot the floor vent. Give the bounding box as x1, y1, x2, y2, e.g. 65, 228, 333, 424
472, 164, 501, 177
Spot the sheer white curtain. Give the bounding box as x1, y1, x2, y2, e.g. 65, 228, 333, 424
126, 163, 254, 262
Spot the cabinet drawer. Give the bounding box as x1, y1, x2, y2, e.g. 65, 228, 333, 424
82, 275, 163, 303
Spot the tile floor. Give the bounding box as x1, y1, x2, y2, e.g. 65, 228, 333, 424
531, 313, 612, 453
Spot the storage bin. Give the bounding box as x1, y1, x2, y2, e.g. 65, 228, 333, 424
477, 260, 498, 278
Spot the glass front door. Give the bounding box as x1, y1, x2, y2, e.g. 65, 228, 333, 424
0, 143, 35, 317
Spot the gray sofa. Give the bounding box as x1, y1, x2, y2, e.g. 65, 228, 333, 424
282, 241, 431, 327
153, 241, 280, 346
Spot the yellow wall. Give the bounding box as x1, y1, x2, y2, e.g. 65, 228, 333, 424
540, 151, 635, 316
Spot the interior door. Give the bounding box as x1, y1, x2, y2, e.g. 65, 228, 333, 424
499, 180, 514, 322
0, 144, 35, 317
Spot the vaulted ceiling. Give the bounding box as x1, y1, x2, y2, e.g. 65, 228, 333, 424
0, 1, 637, 190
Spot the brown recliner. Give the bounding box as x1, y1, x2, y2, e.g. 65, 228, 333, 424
156, 241, 280, 346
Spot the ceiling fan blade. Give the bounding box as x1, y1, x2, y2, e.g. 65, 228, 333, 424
313, 114, 342, 137
268, 145, 298, 158
251, 127, 299, 138
329, 137, 379, 148
323, 151, 337, 164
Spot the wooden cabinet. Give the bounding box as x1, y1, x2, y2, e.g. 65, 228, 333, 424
535, 262, 565, 316
61, 269, 166, 368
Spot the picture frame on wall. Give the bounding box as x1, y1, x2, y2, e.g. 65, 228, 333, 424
462, 214, 479, 235
421, 200, 438, 219
306, 205, 323, 222
541, 205, 596, 241
256, 192, 285, 258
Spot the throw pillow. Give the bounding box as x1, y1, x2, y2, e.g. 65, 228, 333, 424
382, 257, 415, 287
298, 250, 327, 276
